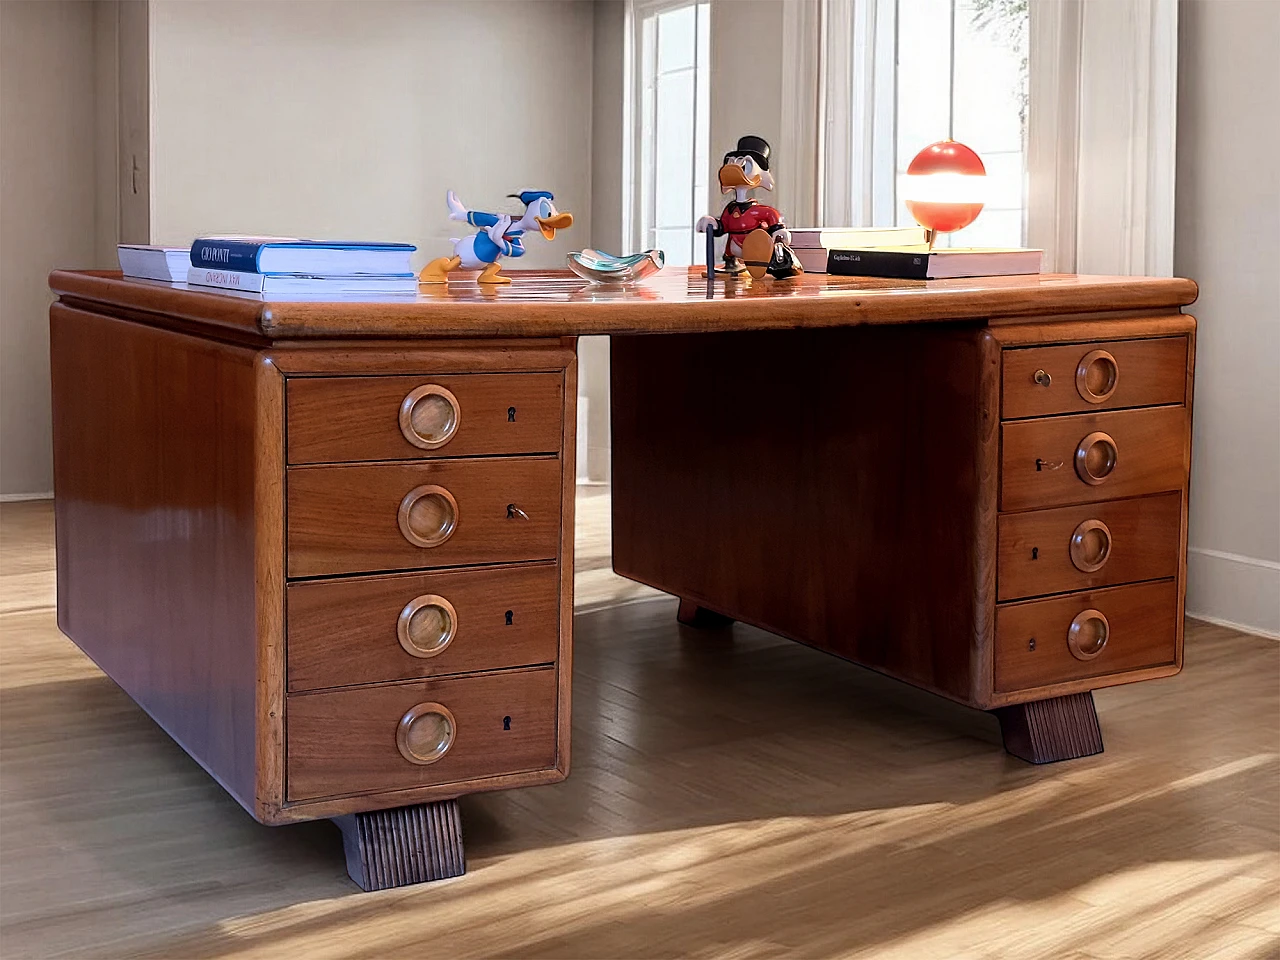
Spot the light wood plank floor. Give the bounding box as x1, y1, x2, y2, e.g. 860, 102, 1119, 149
1, 493, 1277, 959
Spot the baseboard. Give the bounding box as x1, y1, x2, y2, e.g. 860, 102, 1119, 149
1186, 546, 1280, 639
0, 491, 53, 503
1185, 612, 1280, 642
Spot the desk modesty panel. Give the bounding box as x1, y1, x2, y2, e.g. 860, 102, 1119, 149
48, 269, 1198, 891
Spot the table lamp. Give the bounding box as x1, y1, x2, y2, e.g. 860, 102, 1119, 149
902, 139, 986, 249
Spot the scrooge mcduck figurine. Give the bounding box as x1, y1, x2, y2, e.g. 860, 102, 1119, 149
420, 189, 574, 284
696, 135, 802, 280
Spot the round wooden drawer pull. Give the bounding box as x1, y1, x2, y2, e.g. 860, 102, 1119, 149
397, 594, 457, 658
399, 384, 460, 449
1076, 349, 1119, 404
1070, 519, 1112, 573
397, 485, 458, 547
1067, 608, 1109, 661
1075, 431, 1118, 485
396, 702, 456, 765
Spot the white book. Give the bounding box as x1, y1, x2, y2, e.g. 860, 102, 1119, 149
187, 266, 419, 295
788, 226, 928, 252
118, 245, 189, 282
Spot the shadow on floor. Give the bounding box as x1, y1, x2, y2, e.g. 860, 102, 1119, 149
3, 596, 1277, 959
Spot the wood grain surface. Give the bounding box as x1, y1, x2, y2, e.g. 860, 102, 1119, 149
1001, 336, 1188, 418
4, 497, 1276, 959
49, 269, 1199, 340
286, 562, 560, 691
1000, 405, 1189, 510
286, 456, 562, 578
286, 372, 563, 464
286, 666, 558, 802
611, 325, 999, 707
996, 493, 1183, 601
995, 692, 1104, 764
994, 579, 1179, 693
334, 799, 465, 891
49, 304, 266, 815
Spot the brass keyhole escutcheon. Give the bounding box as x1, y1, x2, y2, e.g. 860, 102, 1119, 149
1067, 608, 1109, 661
1070, 519, 1112, 573
397, 594, 457, 658
397, 484, 458, 547
1076, 349, 1119, 404
1075, 431, 1117, 485
396, 702, 456, 765
399, 384, 461, 449
1034, 369, 1052, 387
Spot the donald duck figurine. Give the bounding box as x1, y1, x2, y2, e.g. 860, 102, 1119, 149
420, 189, 574, 284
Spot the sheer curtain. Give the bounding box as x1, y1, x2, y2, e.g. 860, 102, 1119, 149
781, 0, 1178, 274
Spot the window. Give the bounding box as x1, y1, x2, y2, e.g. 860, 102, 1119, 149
629, 1, 710, 266
825, 0, 1029, 247
894, 0, 1029, 247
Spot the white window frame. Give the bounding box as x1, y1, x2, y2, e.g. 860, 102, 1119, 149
805, 0, 1177, 274
624, 0, 710, 261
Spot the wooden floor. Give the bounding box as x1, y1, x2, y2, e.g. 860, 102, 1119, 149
1, 492, 1277, 959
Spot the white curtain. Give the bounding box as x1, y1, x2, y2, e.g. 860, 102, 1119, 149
784, 0, 1179, 275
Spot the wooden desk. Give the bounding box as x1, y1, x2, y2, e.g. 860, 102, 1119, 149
47, 269, 1198, 891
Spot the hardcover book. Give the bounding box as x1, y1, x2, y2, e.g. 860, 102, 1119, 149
187, 266, 418, 295
787, 226, 928, 250
826, 247, 1043, 280
190, 237, 416, 276
787, 227, 929, 273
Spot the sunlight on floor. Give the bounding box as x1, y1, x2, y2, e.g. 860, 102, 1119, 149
2, 495, 1277, 959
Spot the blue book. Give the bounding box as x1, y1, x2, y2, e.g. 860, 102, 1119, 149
190, 236, 416, 276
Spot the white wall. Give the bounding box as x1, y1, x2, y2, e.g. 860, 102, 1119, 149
0, 1, 106, 498
707, 0, 785, 202
148, 0, 595, 272
1175, 0, 1280, 637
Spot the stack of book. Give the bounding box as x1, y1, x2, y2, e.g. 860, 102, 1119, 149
788, 226, 1043, 279
185, 237, 418, 294
788, 226, 928, 273
118, 238, 419, 294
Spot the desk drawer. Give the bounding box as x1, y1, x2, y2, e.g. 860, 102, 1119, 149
287, 457, 561, 578
1002, 337, 1187, 419
287, 373, 563, 464
994, 579, 1178, 693
1000, 405, 1187, 511
996, 493, 1182, 601
286, 666, 558, 801
287, 563, 560, 691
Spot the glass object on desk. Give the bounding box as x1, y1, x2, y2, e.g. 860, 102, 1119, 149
567, 249, 665, 285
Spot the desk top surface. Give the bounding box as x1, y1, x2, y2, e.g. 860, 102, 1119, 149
50, 269, 1198, 340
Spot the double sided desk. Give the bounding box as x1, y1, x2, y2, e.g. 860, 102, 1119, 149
48, 269, 1198, 891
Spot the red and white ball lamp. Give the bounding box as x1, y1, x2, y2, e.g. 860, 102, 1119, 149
901, 139, 987, 249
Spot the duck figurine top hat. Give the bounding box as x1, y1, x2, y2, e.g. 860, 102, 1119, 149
696, 135, 801, 279
420, 189, 574, 284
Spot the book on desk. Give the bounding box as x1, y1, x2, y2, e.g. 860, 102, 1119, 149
120, 237, 419, 294
788, 226, 1042, 278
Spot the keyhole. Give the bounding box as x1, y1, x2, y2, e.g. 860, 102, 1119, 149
1036, 459, 1044, 472
508, 406, 516, 422
1031, 547, 1039, 560
505, 610, 514, 626
1029, 637, 1036, 651
503, 716, 511, 731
